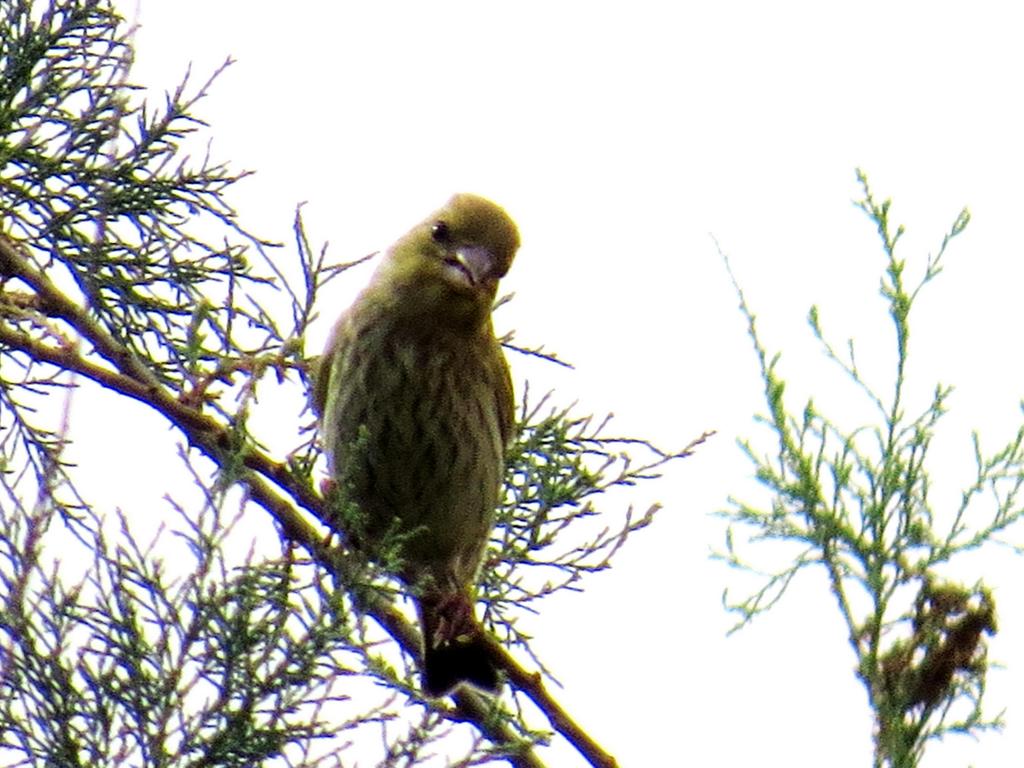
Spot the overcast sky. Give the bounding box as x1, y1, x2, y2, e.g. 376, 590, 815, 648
112, 2, 1024, 765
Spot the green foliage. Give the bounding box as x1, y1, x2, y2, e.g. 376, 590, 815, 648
0, 494, 368, 768
485, 398, 694, 680
722, 170, 1024, 767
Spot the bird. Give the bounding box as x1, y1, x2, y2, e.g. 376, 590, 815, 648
313, 193, 519, 697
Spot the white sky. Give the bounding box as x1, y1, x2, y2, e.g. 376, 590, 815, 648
101, 1, 1024, 765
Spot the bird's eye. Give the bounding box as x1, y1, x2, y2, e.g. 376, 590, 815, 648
431, 220, 451, 244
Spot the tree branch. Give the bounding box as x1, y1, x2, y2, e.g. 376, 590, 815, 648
0, 231, 615, 767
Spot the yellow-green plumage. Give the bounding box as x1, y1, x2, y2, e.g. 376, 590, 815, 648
314, 193, 518, 696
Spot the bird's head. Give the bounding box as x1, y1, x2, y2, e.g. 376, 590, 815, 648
373, 193, 520, 330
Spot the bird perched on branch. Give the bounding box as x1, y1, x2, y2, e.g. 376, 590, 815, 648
313, 193, 518, 697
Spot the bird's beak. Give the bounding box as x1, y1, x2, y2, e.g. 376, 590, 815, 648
453, 245, 497, 287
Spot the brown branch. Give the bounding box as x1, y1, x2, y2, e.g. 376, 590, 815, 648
0, 232, 618, 767
487, 636, 619, 768
0, 237, 158, 391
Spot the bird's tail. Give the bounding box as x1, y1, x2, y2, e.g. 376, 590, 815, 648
418, 592, 499, 697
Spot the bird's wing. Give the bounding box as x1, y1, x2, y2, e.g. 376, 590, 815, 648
310, 320, 343, 419
495, 350, 516, 448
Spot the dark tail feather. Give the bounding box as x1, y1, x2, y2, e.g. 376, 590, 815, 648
423, 632, 498, 697
418, 594, 499, 697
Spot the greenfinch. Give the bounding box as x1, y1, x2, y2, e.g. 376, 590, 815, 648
314, 193, 518, 696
